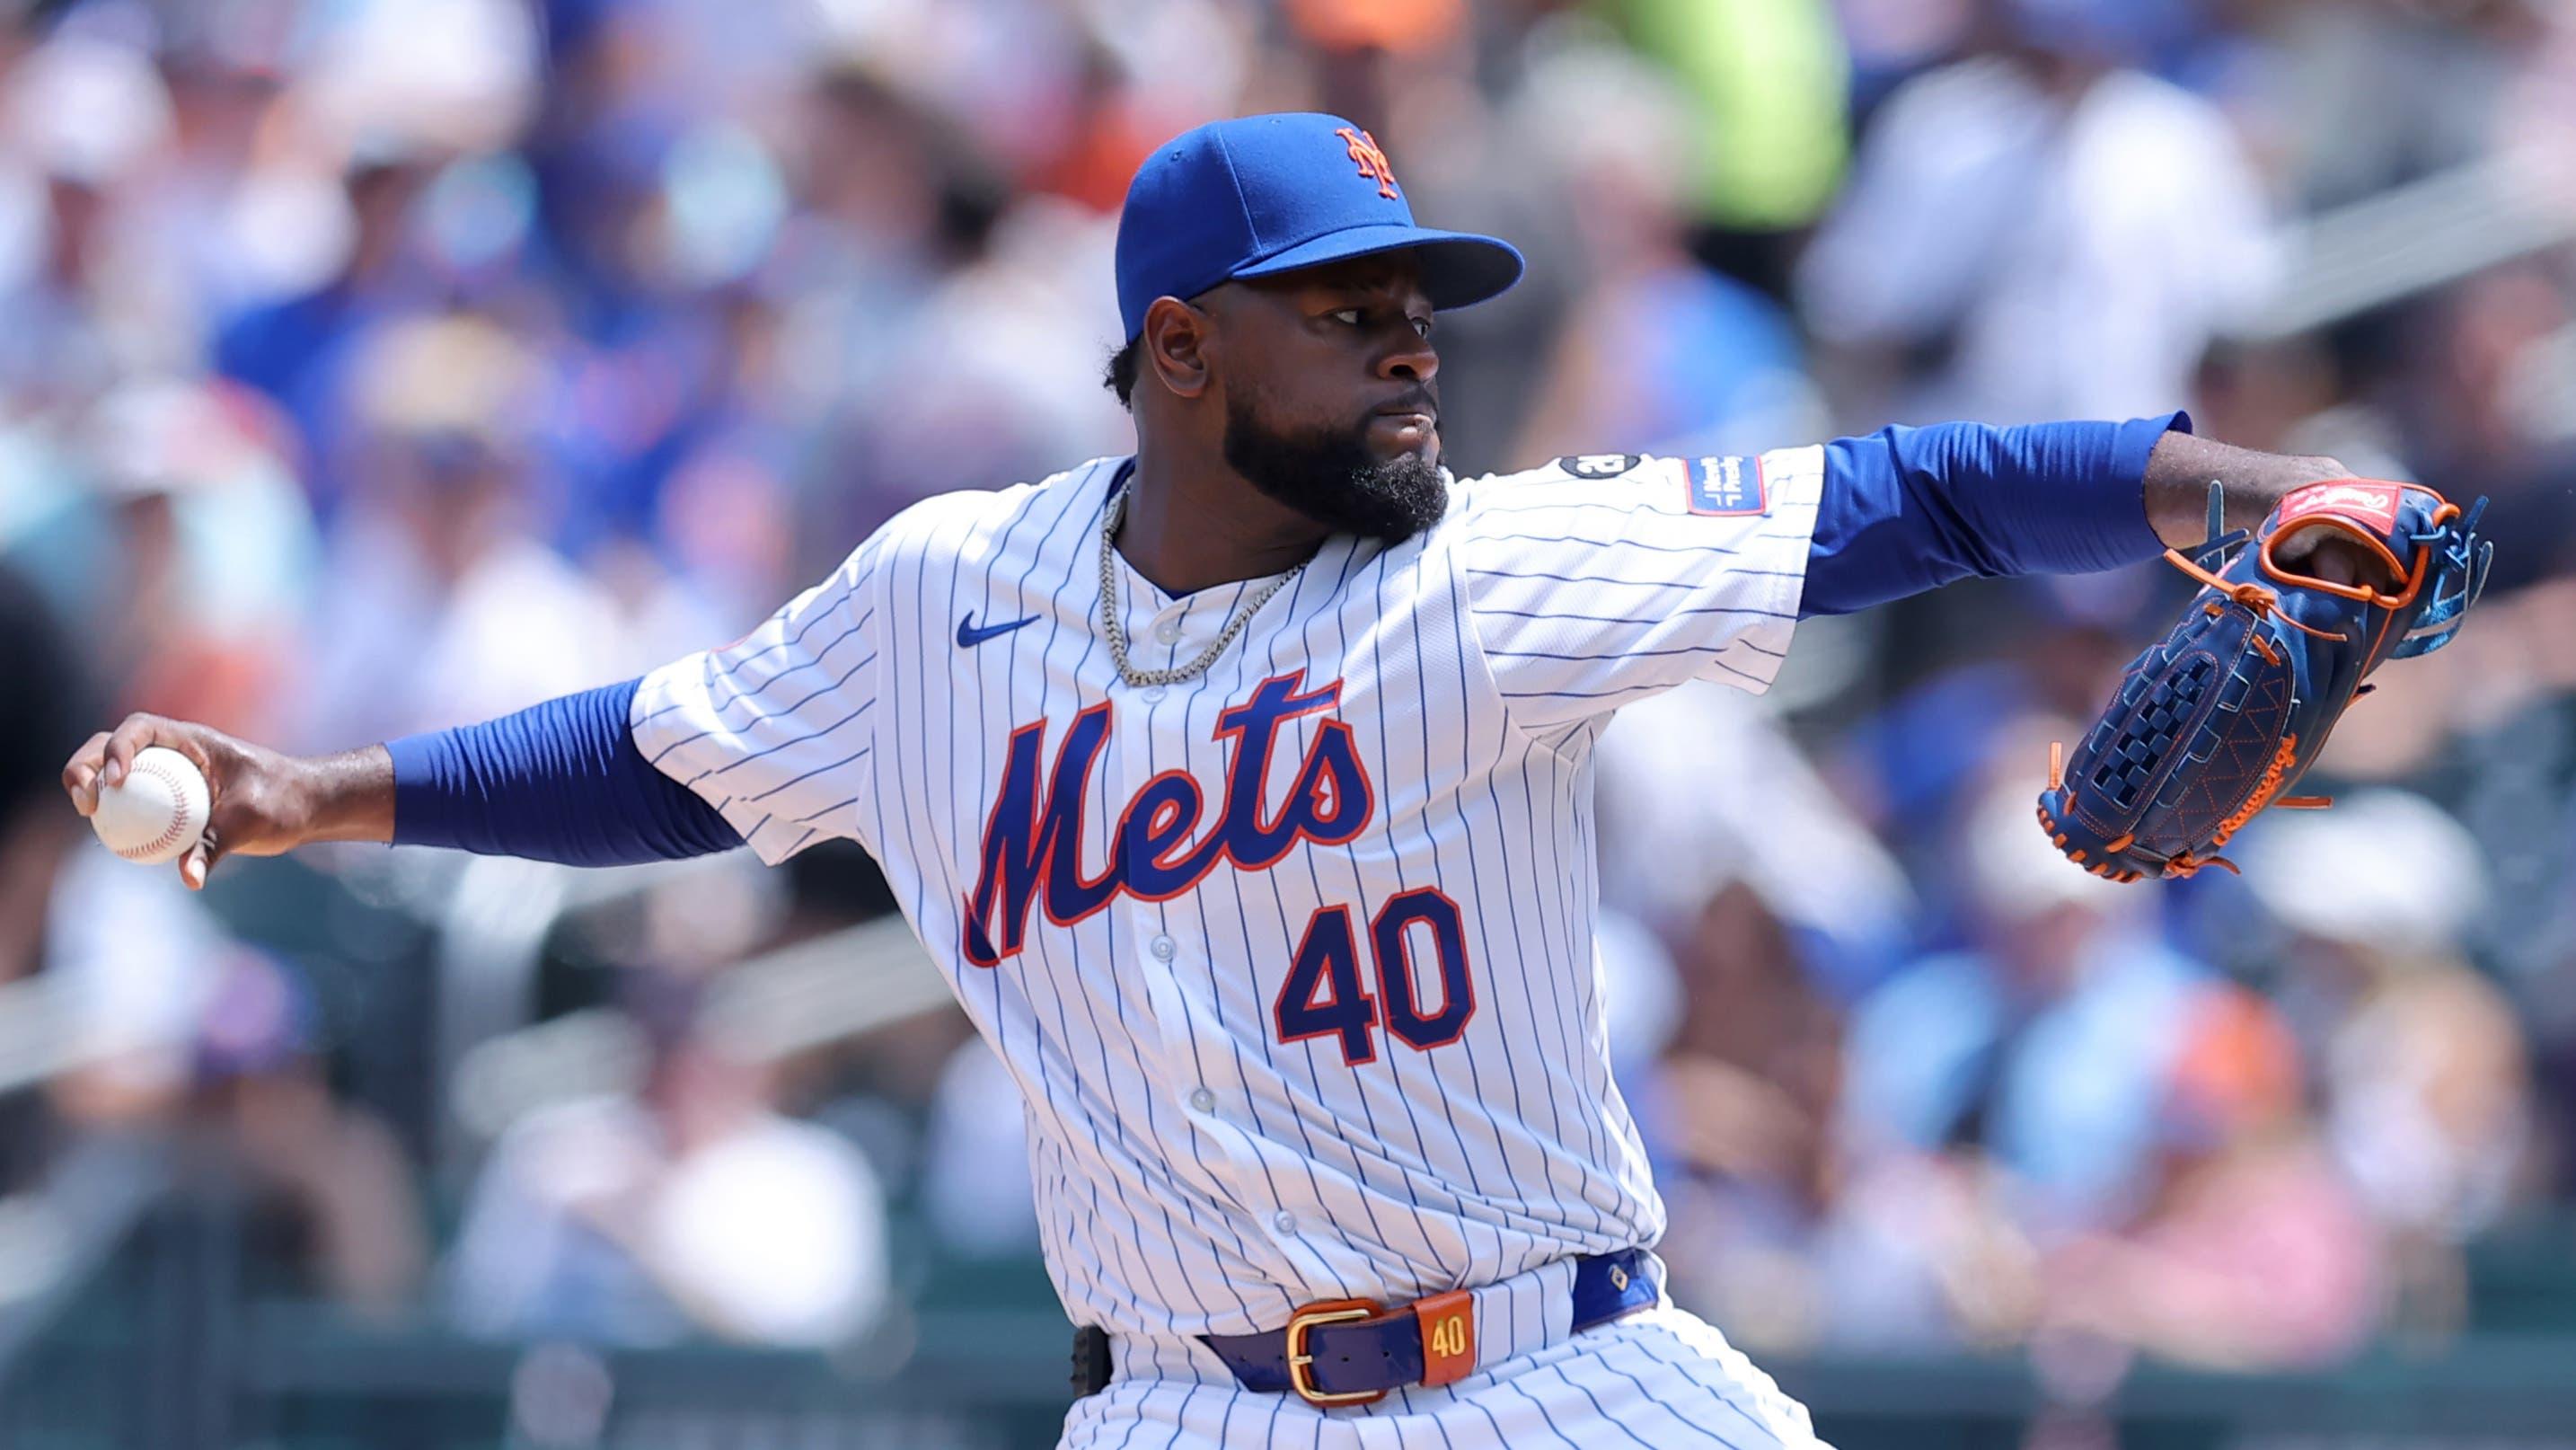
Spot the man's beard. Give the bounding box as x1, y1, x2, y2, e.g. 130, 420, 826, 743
1222, 391, 1448, 544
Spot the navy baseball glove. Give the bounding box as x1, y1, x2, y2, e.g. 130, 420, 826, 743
2037, 477, 2492, 881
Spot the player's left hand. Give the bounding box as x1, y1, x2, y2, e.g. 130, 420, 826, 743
2038, 476, 2493, 881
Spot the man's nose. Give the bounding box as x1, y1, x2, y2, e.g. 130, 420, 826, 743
1379, 331, 1439, 386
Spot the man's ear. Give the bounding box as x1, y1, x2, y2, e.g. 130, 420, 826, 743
1142, 296, 1213, 401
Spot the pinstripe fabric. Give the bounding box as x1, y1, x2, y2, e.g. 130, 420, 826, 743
631, 452, 1824, 1431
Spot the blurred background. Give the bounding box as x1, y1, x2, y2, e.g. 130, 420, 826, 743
1, 0, 2573, 1446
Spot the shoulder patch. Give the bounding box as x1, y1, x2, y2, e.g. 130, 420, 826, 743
1554, 454, 1645, 481
1682, 455, 1769, 517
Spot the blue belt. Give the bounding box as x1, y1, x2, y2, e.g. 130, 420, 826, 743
1196, 1248, 1660, 1407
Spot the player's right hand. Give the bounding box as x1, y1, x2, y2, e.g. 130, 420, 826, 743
61, 713, 324, 890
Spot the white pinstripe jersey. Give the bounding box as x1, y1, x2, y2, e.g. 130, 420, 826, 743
631, 448, 1823, 1339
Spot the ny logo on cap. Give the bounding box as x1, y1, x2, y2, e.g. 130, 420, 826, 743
1335, 127, 1400, 199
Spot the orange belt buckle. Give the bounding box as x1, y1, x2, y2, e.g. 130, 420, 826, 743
1284, 1299, 1389, 1407
1414, 1289, 1476, 1387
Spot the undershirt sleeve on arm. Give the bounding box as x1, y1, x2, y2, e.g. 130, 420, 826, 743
386, 678, 745, 865
1801, 411, 2187, 617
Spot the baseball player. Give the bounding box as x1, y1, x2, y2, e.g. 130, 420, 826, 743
66, 113, 2383, 1446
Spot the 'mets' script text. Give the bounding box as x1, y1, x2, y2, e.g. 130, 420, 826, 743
961, 670, 1375, 966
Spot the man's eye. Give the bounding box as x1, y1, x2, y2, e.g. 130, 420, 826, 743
1409, 315, 1433, 339
1329, 308, 1364, 325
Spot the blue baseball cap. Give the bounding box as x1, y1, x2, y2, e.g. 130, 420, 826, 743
1114, 112, 1524, 343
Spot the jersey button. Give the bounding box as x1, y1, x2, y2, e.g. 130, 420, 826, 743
1188, 1088, 1215, 1113
1154, 621, 1183, 645
1149, 935, 1176, 960
1272, 1211, 1298, 1234
1142, 685, 1167, 703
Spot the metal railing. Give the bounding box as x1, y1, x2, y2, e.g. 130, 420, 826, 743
2246, 156, 2576, 340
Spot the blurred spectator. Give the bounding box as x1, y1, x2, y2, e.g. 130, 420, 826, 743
0, 375, 318, 751
1652, 878, 1855, 1349
2233, 0, 2548, 211
0, 0, 2568, 1393
1841, 773, 2216, 1233
44, 843, 229, 1127
1595, 680, 1915, 1000
1597, 906, 1688, 1099
296, 314, 640, 747
1827, 637, 2130, 935
2041, 986, 2382, 1369
182, 945, 431, 1315
0, 29, 178, 408
919, 1035, 1041, 1260
0, 563, 84, 1198
1796, 0, 2278, 425
0, 545, 422, 1313
2240, 790, 2536, 1338
1511, 41, 1823, 465
210, 147, 444, 518
446, 971, 890, 1348
2385, 267, 2576, 596
1610, 0, 1849, 297
0, 563, 91, 991
1614, 0, 1848, 234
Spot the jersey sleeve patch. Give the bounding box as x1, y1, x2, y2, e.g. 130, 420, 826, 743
1552, 454, 1647, 481
1682, 455, 1769, 517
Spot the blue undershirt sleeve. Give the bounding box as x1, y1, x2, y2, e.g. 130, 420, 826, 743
385, 678, 746, 865
1799, 411, 2189, 618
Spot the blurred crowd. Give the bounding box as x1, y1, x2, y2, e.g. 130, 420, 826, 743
2, 0, 2575, 1388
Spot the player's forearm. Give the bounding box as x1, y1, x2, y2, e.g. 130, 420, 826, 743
2139, 429, 2351, 550
295, 746, 398, 844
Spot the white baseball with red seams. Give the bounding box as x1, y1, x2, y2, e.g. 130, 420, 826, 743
90, 746, 209, 866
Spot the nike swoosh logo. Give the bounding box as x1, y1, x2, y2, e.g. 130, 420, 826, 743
957, 611, 1039, 648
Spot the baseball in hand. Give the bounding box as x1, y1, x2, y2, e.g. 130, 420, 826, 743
91, 746, 210, 866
